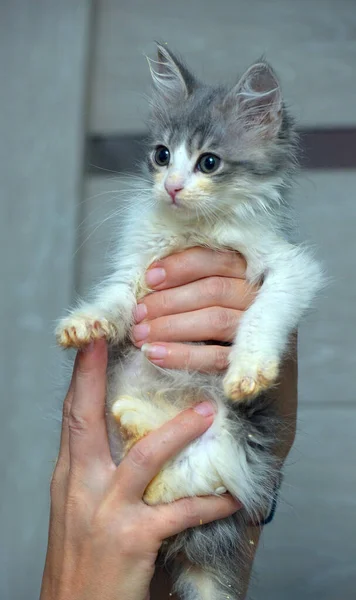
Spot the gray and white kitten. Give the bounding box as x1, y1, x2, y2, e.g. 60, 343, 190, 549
56, 44, 322, 600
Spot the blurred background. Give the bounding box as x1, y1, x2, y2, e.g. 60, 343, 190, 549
1, 1, 356, 598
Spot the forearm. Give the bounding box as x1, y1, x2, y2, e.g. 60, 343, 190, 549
241, 333, 298, 596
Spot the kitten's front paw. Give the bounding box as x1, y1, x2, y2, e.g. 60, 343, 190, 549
56, 313, 119, 348
223, 358, 279, 402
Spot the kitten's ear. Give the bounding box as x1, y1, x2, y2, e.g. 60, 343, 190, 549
226, 62, 283, 136
147, 43, 195, 101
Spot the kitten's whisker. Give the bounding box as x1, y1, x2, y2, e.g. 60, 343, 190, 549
74, 197, 155, 254
77, 191, 153, 230
74, 213, 120, 256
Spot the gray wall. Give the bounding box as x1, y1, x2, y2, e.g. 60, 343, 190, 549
1, 1, 92, 598
1, 1, 355, 599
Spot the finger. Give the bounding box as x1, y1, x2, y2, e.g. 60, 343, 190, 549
113, 403, 215, 500
50, 356, 78, 510
135, 276, 258, 323
69, 339, 111, 467
56, 356, 77, 470
156, 494, 242, 539
132, 307, 241, 347
145, 247, 247, 291
141, 343, 230, 372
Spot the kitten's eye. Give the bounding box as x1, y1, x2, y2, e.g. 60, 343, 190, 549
154, 145, 170, 167
197, 153, 221, 174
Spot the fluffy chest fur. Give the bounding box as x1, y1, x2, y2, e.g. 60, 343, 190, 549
121, 200, 286, 301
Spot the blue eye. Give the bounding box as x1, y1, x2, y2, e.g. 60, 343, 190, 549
154, 145, 170, 166
197, 153, 221, 174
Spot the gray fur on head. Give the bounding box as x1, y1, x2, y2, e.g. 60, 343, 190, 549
147, 43, 296, 179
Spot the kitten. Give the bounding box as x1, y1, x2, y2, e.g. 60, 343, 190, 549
56, 44, 322, 600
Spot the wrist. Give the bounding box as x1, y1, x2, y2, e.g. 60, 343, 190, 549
41, 554, 156, 600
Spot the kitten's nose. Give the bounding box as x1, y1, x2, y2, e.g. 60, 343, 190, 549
164, 181, 184, 202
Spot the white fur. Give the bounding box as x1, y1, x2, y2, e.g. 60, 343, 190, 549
56, 156, 322, 501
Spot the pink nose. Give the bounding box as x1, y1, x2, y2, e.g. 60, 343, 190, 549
164, 181, 184, 202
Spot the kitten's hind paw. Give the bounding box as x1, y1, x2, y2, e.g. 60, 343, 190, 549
56, 313, 119, 349
223, 360, 279, 402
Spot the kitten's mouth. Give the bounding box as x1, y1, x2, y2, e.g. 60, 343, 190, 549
159, 193, 193, 216
164, 193, 183, 209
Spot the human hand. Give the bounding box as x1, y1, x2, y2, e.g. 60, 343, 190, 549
40, 340, 241, 600
132, 247, 258, 371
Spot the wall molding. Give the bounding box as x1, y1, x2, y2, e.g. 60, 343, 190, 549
87, 128, 356, 175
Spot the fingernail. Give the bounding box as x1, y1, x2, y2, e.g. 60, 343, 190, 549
141, 343, 168, 359
193, 402, 215, 417
134, 303, 147, 323
132, 323, 150, 342
146, 267, 166, 287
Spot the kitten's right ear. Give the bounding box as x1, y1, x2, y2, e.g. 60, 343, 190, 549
147, 43, 196, 102
225, 61, 283, 137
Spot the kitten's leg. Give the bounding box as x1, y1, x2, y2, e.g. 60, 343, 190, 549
112, 395, 226, 505
112, 395, 171, 452
56, 228, 185, 349
223, 242, 322, 401
56, 311, 121, 348
56, 257, 143, 348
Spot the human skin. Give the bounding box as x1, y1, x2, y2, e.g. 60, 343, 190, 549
41, 247, 297, 600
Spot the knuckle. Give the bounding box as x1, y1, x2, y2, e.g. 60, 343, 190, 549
222, 250, 246, 275
50, 470, 64, 498
181, 498, 199, 523
209, 308, 233, 336
68, 410, 89, 435
158, 291, 171, 314
65, 477, 94, 513
158, 316, 174, 338
62, 396, 71, 421
184, 346, 195, 368
214, 347, 229, 371
221, 250, 237, 270
205, 277, 226, 301
64, 487, 82, 512
128, 443, 152, 470
174, 253, 191, 273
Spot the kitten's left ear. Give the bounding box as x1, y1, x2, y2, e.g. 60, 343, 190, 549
226, 62, 283, 137
147, 43, 196, 102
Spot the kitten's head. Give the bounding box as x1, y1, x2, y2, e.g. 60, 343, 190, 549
146, 43, 296, 221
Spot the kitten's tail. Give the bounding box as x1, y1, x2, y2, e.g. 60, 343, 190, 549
174, 564, 238, 600
168, 511, 251, 600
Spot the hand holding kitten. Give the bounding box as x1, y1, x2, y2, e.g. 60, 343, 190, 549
40, 340, 240, 600
132, 247, 258, 371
